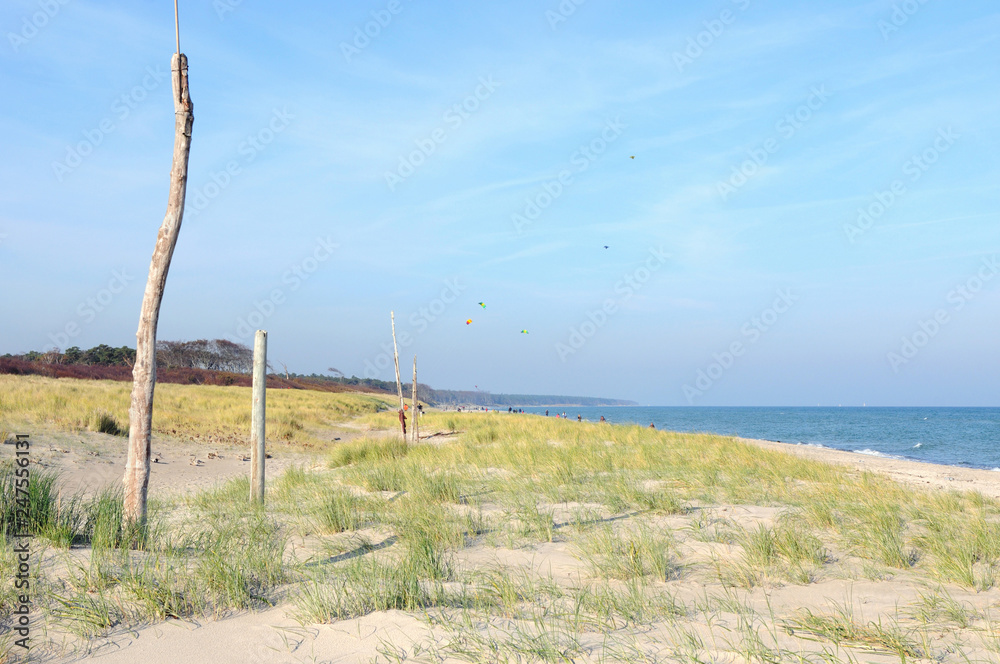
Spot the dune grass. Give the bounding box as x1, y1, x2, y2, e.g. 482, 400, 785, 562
323, 411, 1000, 592
4, 404, 1000, 661
41, 479, 291, 638
787, 602, 923, 660
575, 523, 678, 581
0, 374, 393, 446
714, 519, 830, 588
280, 412, 1000, 660
353, 412, 1000, 587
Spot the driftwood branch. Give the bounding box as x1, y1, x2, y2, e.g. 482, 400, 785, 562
123, 52, 193, 526
391, 311, 405, 437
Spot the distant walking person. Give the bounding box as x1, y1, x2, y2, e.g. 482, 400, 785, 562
648, 422, 655, 429
577, 414, 582, 422
599, 415, 605, 422
545, 410, 549, 416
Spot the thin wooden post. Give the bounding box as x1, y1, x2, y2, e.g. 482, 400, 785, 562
390, 311, 405, 437
123, 49, 193, 528
250, 330, 267, 504
411, 356, 418, 443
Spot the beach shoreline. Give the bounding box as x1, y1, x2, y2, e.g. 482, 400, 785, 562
519, 405, 1000, 472
741, 435, 1000, 499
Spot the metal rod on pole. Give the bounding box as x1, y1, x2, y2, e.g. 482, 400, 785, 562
174, 0, 180, 54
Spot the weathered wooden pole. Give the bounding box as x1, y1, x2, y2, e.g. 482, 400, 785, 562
411, 356, 418, 443
122, 34, 193, 528
390, 311, 405, 437
250, 330, 267, 504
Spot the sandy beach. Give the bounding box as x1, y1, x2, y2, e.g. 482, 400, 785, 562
5, 410, 1000, 664
744, 437, 1000, 500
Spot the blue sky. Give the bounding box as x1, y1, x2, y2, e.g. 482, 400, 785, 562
1, 0, 998, 406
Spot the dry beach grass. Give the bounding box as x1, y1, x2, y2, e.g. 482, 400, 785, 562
2, 375, 1000, 662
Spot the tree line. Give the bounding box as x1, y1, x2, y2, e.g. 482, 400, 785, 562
5, 343, 634, 407
5, 339, 253, 373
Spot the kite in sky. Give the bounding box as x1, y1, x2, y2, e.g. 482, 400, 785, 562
478, 302, 486, 308
466, 319, 472, 325
520, 329, 529, 334
603, 245, 609, 249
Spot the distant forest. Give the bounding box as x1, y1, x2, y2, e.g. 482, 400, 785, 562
9, 339, 251, 372
2, 341, 635, 407
293, 374, 636, 407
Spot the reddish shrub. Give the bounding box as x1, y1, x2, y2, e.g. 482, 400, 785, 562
0, 357, 386, 395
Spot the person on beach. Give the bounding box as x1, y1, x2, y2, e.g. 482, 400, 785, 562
648, 422, 655, 429
545, 410, 549, 416
600, 415, 605, 422
577, 414, 582, 422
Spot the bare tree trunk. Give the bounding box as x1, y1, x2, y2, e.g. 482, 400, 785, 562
411, 356, 418, 443
123, 52, 193, 527
390, 311, 405, 436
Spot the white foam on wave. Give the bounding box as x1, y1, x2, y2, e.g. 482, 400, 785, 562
992, 468, 1000, 473
853, 448, 902, 460
913, 443, 923, 449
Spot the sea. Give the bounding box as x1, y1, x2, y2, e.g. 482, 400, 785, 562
518, 406, 1000, 472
